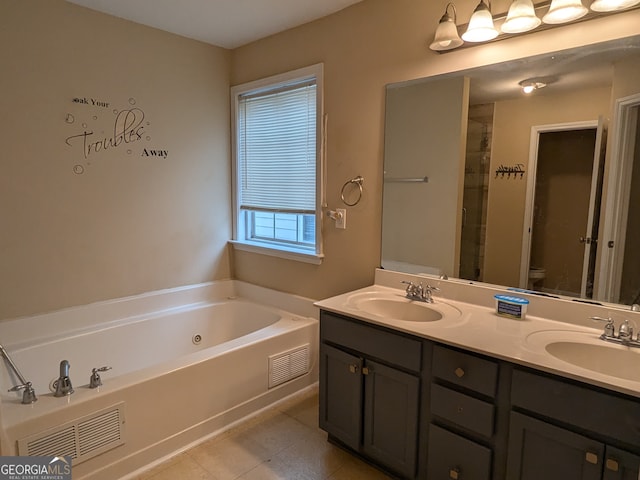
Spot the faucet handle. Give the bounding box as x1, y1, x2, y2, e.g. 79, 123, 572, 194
9, 381, 38, 404
401, 280, 416, 293
590, 316, 615, 337
619, 319, 633, 340
89, 366, 112, 388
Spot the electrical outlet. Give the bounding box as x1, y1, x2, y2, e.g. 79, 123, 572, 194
336, 208, 347, 229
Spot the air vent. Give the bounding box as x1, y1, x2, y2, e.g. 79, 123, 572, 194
268, 344, 310, 388
18, 403, 126, 465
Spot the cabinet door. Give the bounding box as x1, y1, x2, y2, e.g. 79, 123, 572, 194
603, 446, 640, 480
362, 359, 420, 479
507, 412, 604, 480
319, 343, 363, 451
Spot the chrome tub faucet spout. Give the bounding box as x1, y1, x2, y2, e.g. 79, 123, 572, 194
54, 360, 74, 396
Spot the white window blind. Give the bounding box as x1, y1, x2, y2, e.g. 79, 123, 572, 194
238, 80, 317, 214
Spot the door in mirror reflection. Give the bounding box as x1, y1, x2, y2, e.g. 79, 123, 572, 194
523, 123, 604, 298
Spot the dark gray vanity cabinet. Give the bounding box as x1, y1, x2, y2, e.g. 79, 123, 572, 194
507, 369, 640, 480
319, 309, 640, 480
319, 311, 422, 479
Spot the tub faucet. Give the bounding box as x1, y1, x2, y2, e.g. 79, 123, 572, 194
54, 360, 74, 397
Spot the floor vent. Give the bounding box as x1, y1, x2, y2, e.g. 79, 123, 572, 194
268, 344, 310, 388
18, 402, 126, 465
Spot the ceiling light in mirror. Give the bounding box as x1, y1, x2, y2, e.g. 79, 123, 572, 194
590, 0, 640, 11
501, 0, 542, 33
429, 3, 464, 51
462, 0, 499, 42
542, 0, 588, 23
519, 78, 547, 93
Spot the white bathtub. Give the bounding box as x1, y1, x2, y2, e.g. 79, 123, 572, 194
0, 280, 319, 480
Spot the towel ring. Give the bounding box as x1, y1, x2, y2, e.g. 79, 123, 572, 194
341, 176, 364, 206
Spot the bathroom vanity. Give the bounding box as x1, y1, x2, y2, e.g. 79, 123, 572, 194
315, 269, 640, 480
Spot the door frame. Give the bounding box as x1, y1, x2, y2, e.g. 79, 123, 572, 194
597, 93, 640, 302
519, 120, 600, 290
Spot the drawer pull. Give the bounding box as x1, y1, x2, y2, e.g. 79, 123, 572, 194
449, 467, 460, 479
348, 364, 359, 374
605, 458, 619, 472
585, 452, 599, 465
454, 367, 465, 378
457, 406, 464, 414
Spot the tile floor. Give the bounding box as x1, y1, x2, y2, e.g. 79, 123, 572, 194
134, 386, 393, 480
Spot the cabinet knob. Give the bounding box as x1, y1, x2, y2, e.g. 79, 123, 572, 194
605, 458, 619, 472
348, 364, 359, 374
585, 452, 599, 465
362, 367, 371, 375
449, 467, 460, 479
454, 367, 465, 378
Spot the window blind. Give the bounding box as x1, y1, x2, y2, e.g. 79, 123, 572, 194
238, 80, 317, 214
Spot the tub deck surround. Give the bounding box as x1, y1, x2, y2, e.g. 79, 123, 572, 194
0, 280, 319, 480
314, 268, 640, 399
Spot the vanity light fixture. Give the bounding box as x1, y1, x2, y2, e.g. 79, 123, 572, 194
542, 0, 588, 23
429, 0, 639, 53
429, 3, 464, 51
590, 0, 640, 11
501, 0, 542, 33
519, 78, 547, 93
462, 0, 499, 42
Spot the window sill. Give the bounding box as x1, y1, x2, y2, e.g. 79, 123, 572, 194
229, 240, 324, 265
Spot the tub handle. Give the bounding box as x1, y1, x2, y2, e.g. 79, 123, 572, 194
89, 366, 112, 389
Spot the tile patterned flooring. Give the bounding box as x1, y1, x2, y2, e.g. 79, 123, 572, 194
134, 386, 392, 480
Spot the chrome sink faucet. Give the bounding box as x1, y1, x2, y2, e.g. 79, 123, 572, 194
591, 316, 640, 348
54, 360, 74, 396
401, 280, 439, 303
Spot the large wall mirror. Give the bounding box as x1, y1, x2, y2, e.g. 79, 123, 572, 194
382, 35, 640, 307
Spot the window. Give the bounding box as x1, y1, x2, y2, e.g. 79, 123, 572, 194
231, 64, 324, 264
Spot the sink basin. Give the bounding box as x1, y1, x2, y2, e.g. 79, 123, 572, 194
356, 298, 443, 322
346, 291, 462, 323
545, 341, 640, 382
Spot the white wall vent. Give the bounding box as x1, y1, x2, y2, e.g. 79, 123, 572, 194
268, 344, 310, 388
18, 402, 126, 465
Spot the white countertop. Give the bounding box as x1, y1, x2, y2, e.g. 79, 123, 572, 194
315, 283, 640, 399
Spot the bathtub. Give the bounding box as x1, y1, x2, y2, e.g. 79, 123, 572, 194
0, 280, 319, 480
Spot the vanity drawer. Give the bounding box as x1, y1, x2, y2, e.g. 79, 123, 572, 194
427, 424, 492, 480
432, 345, 498, 397
431, 383, 495, 438
320, 311, 422, 372
511, 369, 640, 447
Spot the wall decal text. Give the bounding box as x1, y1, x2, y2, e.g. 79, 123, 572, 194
65, 108, 145, 160
72, 97, 110, 108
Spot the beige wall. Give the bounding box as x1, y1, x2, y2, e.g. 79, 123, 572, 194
231, 0, 640, 300
484, 86, 611, 287
0, 1, 231, 319
2, 0, 640, 318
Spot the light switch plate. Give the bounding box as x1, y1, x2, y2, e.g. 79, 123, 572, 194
336, 208, 346, 229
